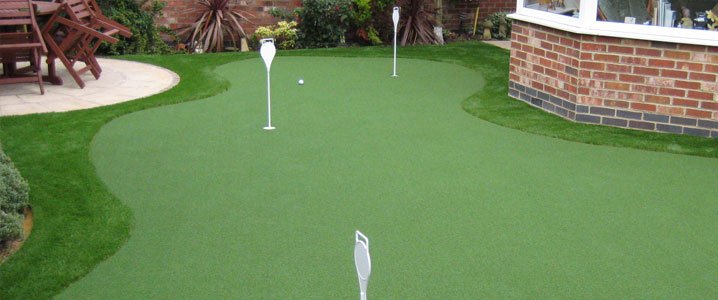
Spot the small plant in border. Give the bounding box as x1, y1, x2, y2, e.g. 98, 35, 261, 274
251, 21, 299, 50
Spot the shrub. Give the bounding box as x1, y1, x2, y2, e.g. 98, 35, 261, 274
0, 149, 28, 244
486, 11, 512, 40
0, 152, 28, 214
347, 0, 393, 45
295, 0, 354, 48
251, 21, 299, 50
0, 212, 22, 242
96, 0, 172, 54
268, 7, 297, 22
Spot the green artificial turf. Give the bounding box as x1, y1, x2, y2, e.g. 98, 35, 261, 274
0, 42, 716, 299
57, 57, 718, 298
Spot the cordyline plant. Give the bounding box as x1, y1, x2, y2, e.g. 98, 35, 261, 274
181, 0, 254, 52
397, 0, 441, 45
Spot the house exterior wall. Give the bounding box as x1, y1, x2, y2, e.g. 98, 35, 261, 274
509, 20, 718, 137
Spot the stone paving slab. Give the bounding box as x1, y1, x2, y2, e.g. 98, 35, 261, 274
0, 58, 179, 116
482, 40, 511, 50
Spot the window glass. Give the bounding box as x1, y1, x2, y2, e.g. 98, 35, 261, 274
524, 0, 582, 17
597, 0, 718, 30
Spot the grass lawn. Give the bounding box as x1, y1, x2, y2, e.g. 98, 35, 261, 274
0, 42, 717, 298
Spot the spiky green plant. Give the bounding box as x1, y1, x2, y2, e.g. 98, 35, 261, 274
182, 0, 254, 52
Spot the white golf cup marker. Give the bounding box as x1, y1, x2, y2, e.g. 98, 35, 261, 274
260, 38, 276, 130
354, 231, 371, 300
392, 7, 400, 77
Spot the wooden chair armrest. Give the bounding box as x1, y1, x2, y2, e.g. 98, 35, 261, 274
94, 17, 132, 38
55, 17, 119, 44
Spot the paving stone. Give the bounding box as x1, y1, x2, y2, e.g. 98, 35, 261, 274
0, 58, 179, 116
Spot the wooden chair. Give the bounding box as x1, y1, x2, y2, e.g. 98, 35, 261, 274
41, 0, 129, 88
69, 0, 131, 74
0, 0, 48, 94
86, 0, 131, 37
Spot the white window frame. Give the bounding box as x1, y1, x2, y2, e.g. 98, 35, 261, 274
510, 0, 718, 47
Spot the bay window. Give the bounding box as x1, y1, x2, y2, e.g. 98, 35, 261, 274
511, 0, 718, 46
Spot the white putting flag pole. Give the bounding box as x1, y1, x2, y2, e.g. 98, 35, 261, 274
392, 7, 400, 77
260, 38, 276, 130
354, 231, 371, 300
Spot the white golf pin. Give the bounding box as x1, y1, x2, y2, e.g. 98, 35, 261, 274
260, 38, 276, 130
354, 231, 371, 300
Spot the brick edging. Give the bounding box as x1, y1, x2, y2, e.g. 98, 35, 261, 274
509, 80, 718, 138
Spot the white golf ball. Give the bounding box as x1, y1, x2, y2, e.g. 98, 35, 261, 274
298, 79, 304, 85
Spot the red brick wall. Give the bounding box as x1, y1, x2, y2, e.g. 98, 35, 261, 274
509, 20, 718, 137
157, 0, 300, 35
443, 0, 515, 31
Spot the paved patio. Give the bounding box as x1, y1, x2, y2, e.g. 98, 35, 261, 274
0, 58, 179, 116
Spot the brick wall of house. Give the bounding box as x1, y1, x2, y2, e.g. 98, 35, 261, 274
508, 20, 718, 137
443, 0, 515, 31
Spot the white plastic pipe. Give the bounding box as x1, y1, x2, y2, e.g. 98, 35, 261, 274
392, 7, 400, 77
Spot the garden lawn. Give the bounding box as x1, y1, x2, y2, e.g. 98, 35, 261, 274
57, 57, 718, 298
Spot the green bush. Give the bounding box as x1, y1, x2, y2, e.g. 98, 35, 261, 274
347, 0, 392, 45
0, 149, 28, 244
486, 11, 512, 40
95, 0, 172, 55
251, 21, 299, 50
0, 212, 22, 242
295, 0, 354, 48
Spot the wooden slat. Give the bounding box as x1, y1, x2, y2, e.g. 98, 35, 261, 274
0, 19, 31, 26
0, 3, 30, 10
0, 43, 43, 49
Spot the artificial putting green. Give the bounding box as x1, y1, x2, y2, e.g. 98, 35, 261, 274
62, 57, 717, 298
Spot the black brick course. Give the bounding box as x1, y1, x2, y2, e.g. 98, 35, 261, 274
508, 81, 717, 138
576, 114, 601, 124
670, 116, 697, 126
590, 107, 616, 116
698, 120, 718, 129
684, 128, 711, 137
617, 110, 642, 120
644, 113, 669, 123
602, 117, 628, 127
657, 124, 683, 134
629, 120, 656, 130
